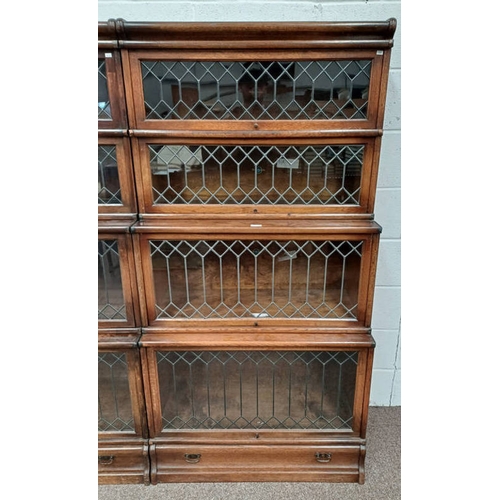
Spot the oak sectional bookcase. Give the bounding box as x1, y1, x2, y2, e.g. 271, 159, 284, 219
98, 18, 396, 485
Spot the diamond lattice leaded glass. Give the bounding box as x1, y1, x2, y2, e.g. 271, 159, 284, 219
98, 58, 112, 119
141, 60, 371, 120
98, 240, 126, 320
98, 145, 122, 204
151, 239, 362, 320
157, 350, 358, 430
98, 352, 134, 432
149, 144, 363, 205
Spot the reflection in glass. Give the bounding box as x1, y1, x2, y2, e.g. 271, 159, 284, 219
98, 145, 122, 204
157, 350, 358, 430
98, 58, 111, 119
141, 60, 371, 120
98, 240, 126, 320
150, 239, 362, 320
98, 352, 134, 432
149, 144, 364, 205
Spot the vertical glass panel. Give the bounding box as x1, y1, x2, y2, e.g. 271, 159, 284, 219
98, 145, 122, 204
98, 240, 126, 320
151, 240, 362, 320
98, 352, 134, 432
149, 144, 363, 205
98, 58, 112, 119
141, 60, 371, 121
157, 351, 358, 430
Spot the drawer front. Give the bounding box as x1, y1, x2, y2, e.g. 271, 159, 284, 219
153, 443, 362, 483
98, 443, 149, 485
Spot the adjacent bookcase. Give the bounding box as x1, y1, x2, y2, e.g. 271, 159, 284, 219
98, 18, 396, 485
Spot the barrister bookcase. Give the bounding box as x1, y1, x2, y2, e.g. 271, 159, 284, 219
98, 18, 396, 485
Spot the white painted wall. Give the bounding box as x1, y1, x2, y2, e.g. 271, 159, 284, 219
98, 0, 402, 406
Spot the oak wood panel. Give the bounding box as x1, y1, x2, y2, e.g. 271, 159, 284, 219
131, 218, 382, 234
115, 18, 397, 49
98, 328, 141, 348
359, 349, 375, 441
98, 439, 149, 485
97, 218, 137, 233
98, 20, 118, 49
151, 442, 363, 483
138, 331, 375, 349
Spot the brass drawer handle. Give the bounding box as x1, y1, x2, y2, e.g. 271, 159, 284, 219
184, 453, 201, 464
315, 452, 332, 463
98, 455, 115, 465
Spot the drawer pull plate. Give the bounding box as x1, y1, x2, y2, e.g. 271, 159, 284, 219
98, 455, 115, 465
315, 452, 332, 463
184, 453, 201, 464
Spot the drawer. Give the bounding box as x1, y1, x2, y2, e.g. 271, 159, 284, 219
152, 442, 364, 483
98, 441, 149, 485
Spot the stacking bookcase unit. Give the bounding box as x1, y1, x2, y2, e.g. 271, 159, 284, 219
98, 329, 149, 484
98, 21, 147, 483
97, 18, 396, 484
140, 332, 375, 483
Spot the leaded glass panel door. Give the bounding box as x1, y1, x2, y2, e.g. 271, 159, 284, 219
139, 59, 372, 121
98, 50, 128, 130
98, 333, 148, 439
133, 137, 379, 216
126, 49, 390, 131
98, 137, 137, 216
157, 350, 357, 431
99, 350, 137, 434
141, 335, 375, 439
98, 232, 140, 328
135, 224, 380, 328
97, 328, 150, 484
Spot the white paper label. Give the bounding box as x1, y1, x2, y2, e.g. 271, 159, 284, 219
276, 157, 300, 169
277, 251, 297, 262
251, 312, 269, 318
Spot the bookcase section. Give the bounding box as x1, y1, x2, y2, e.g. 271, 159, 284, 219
97, 18, 396, 485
